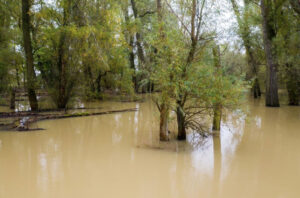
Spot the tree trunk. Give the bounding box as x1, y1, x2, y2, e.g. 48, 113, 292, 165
130, 0, 146, 67
175, 1, 198, 140
22, 0, 38, 111
57, 31, 68, 109
159, 103, 169, 141
129, 37, 137, 92
124, 4, 138, 93
213, 105, 222, 131
253, 77, 261, 98
261, 0, 280, 107
56, 0, 71, 109
156, 0, 169, 141
212, 45, 222, 131
10, 88, 16, 110
176, 103, 186, 140
231, 0, 261, 98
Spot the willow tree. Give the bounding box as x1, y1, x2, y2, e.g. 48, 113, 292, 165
164, 0, 208, 140
32, 0, 81, 108
156, 0, 169, 141
230, 0, 261, 98
260, 0, 280, 107
22, 0, 38, 111
151, 0, 177, 141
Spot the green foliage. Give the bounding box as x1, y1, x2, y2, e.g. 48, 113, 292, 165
0, 0, 298, 112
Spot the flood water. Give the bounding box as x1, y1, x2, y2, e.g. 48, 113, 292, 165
0, 95, 300, 198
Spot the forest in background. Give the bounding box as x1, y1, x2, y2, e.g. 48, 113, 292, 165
0, 0, 299, 140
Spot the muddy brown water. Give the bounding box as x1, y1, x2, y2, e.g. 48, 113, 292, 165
0, 95, 299, 198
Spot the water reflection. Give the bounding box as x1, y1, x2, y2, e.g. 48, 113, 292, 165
212, 134, 222, 197
0, 96, 299, 198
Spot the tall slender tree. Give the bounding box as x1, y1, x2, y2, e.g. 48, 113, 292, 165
156, 0, 169, 141
22, 0, 38, 111
175, 0, 206, 140
260, 0, 280, 107
230, 0, 261, 98
212, 44, 222, 131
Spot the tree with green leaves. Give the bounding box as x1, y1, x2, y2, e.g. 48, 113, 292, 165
22, 0, 38, 111
260, 0, 280, 107
230, 0, 261, 98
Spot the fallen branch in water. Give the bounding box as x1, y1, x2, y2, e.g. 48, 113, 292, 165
0, 107, 108, 117
0, 108, 138, 132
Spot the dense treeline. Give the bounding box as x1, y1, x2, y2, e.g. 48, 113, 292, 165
0, 0, 299, 140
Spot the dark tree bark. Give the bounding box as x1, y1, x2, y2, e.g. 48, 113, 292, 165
56, 0, 71, 109
10, 88, 16, 110
96, 72, 102, 94
57, 31, 68, 109
22, 0, 38, 111
260, 0, 280, 107
176, 100, 186, 140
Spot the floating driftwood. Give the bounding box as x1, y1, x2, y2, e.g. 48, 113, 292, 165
0, 107, 107, 117
0, 108, 138, 132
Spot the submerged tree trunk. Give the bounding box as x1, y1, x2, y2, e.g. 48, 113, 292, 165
249, 52, 261, 98
176, 0, 199, 140
156, 0, 169, 141
253, 78, 261, 98
213, 105, 222, 131
176, 102, 186, 140
22, 0, 38, 111
261, 0, 280, 107
176, 39, 197, 140
159, 103, 169, 141
212, 45, 222, 131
